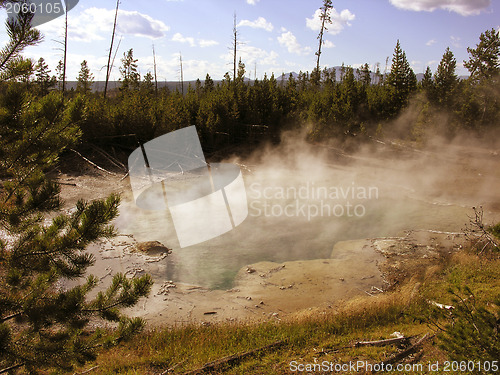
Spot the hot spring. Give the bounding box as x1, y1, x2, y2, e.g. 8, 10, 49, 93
115, 137, 499, 289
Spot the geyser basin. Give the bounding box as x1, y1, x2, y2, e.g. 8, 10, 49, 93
118, 134, 500, 289
116, 163, 471, 289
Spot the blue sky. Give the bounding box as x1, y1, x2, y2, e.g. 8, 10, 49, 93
0, 0, 498, 82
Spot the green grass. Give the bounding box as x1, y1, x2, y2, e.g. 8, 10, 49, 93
70, 249, 500, 375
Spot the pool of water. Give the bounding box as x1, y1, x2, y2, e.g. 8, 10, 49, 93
115, 163, 470, 289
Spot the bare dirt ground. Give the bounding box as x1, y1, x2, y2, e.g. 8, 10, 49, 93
51, 140, 500, 327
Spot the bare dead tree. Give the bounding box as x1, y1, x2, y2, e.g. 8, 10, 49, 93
62, 1, 68, 92
463, 206, 500, 254
233, 12, 238, 81
152, 44, 158, 96
109, 35, 122, 83
315, 0, 333, 77
53, 1, 68, 93
104, 0, 120, 98
179, 52, 184, 94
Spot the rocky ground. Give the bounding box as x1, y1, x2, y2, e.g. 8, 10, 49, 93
64, 223, 466, 326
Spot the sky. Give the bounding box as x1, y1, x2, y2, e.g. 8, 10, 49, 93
0, 0, 499, 82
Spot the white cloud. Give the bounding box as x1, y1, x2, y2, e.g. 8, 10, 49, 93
241, 46, 278, 66
278, 30, 311, 55
246, 0, 260, 5
38, 7, 170, 41
238, 17, 273, 32
172, 33, 218, 48
220, 45, 279, 70
166, 54, 222, 80
451, 35, 461, 48
411, 60, 423, 70
116, 10, 170, 38
199, 39, 219, 48
306, 7, 355, 35
426, 39, 437, 46
389, 0, 490, 16
323, 40, 335, 48
172, 32, 196, 47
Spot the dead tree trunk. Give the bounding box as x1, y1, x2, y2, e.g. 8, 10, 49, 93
179, 52, 184, 94
233, 13, 238, 81
104, 0, 120, 98
62, 2, 68, 93
152, 44, 158, 96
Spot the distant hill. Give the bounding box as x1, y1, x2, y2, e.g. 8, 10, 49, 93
64, 80, 192, 93
72, 66, 467, 93
276, 66, 468, 83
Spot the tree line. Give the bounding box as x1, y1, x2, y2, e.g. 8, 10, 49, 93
8, 28, 499, 152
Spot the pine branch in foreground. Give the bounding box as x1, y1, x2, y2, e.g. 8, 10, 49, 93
0, 15, 153, 371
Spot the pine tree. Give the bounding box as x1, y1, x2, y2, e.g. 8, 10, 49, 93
33, 57, 55, 95
119, 48, 140, 91
464, 28, 500, 83
194, 78, 202, 97
421, 66, 434, 92
55, 59, 64, 90
434, 47, 458, 107
386, 40, 417, 112
236, 58, 246, 85
141, 71, 155, 94
204, 73, 214, 93
463, 29, 500, 127
76, 60, 94, 94
359, 63, 371, 87
0, 9, 152, 374
0, 3, 42, 81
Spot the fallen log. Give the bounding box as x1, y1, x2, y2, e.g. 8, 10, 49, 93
182, 340, 284, 375
159, 358, 189, 375
73, 365, 99, 375
354, 335, 411, 348
429, 300, 454, 310
375, 333, 433, 370
70, 149, 117, 176
89, 144, 127, 172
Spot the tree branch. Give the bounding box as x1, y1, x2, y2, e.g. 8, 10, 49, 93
0, 362, 25, 374
0, 311, 22, 323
